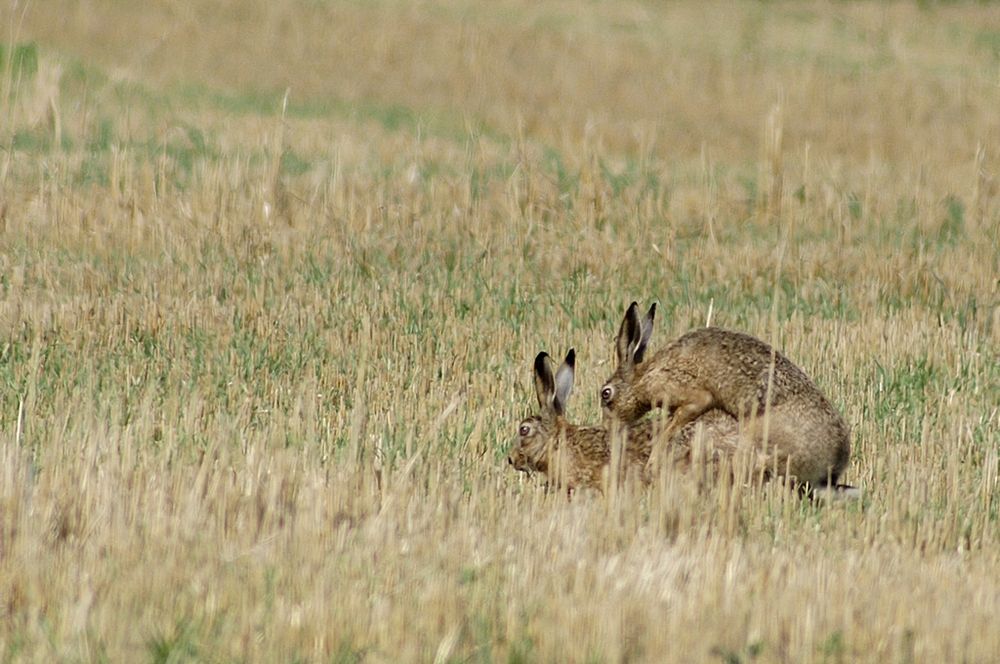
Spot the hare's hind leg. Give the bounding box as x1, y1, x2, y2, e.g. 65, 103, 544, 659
742, 404, 836, 486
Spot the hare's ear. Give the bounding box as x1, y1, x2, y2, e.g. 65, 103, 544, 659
617, 301, 652, 373
553, 349, 575, 415
533, 352, 557, 413
616, 301, 656, 373
616, 302, 641, 367
633, 303, 656, 364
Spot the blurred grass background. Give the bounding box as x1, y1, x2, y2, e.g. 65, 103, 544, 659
0, 0, 997, 661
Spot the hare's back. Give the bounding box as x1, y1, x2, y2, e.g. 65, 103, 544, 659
675, 327, 822, 403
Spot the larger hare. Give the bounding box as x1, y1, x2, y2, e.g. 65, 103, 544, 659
508, 349, 742, 492
599, 302, 851, 488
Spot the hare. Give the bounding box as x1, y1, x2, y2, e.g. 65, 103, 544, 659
599, 302, 852, 489
508, 349, 743, 492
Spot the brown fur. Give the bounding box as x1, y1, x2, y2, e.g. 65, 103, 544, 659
600, 302, 852, 487
508, 349, 745, 492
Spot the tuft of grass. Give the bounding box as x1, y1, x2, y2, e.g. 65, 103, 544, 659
0, 42, 38, 80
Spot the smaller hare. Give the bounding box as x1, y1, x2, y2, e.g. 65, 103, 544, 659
508, 349, 743, 492
600, 302, 853, 490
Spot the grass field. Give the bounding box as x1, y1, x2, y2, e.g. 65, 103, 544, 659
1, 0, 998, 661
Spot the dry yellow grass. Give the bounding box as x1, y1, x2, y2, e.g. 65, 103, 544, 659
0, 0, 998, 661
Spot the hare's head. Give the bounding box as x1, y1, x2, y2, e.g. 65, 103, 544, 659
508, 349, 575, 473
600, 301, 656, 425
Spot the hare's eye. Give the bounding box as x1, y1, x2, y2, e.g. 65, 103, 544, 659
601, 385, 615, 403
518, 423, 532, 437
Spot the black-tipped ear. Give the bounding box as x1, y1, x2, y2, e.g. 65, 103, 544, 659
533, 352, 556, 412
616, 302, 642, 368
633, 303, 656, 364
553, 349, 575, 414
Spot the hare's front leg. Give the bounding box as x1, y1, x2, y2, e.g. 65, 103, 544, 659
643, 388, 716, 481
661, 388, 717, 439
